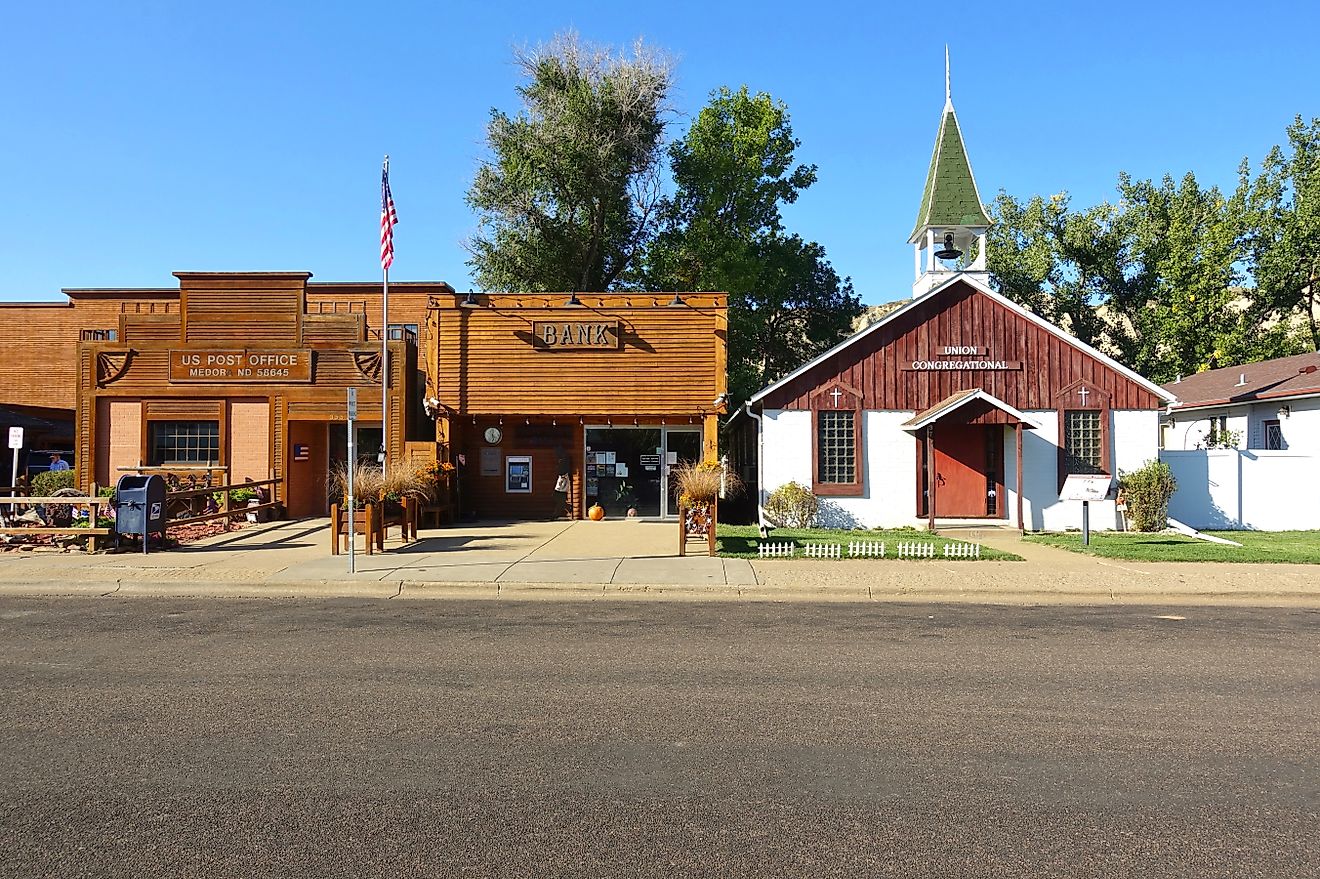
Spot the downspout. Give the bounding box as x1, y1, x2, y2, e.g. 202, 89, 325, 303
744, 402, 765, 527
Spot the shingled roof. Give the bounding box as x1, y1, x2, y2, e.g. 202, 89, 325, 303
908, 101, 992, 243
1163, 352, 1320, 410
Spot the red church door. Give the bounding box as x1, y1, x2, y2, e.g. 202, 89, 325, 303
933, 425, 990, 517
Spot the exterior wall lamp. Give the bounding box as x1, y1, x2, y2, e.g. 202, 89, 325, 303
1277, 405, 1291, 419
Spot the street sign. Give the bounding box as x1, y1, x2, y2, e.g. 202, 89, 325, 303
1059, 474, 1112, 502
346, 387, 358, 420
7, 427, 22, 450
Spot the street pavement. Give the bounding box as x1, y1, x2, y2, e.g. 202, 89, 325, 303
1, 597, 1316, 877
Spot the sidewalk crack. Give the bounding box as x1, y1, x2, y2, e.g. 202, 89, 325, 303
99, 579, 122, 598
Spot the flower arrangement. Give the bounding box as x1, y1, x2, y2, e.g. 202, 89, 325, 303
329, 458, 434, 508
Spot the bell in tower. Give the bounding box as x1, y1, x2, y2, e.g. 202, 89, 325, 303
909, 48, 993, 296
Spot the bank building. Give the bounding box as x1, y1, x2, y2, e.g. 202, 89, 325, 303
733, 77, 1175, 531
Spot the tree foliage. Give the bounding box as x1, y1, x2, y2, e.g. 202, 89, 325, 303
1245, 115, 1320, 350
646, 87, 861, 403
989, 118, 1318, 383
465, 33, 672, 292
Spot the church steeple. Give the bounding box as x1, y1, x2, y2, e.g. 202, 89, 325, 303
910, 48, 992, 296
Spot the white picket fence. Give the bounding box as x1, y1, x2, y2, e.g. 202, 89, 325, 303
758, 541, 797, 558
896, 541, 935, 559
803, 542, 841, 559
942, 541, 981, 559
847, 540, 887, 558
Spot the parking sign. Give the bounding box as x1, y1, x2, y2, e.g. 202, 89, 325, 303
7, 427, 22, 450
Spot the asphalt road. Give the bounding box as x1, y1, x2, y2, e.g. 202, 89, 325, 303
0, 597, 1316, 878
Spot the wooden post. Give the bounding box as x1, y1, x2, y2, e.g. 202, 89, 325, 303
926, 424, 936, 532
1015, 421, 1025, 533
330, 502, 341, 555
677, 503, 686, 557
364, 503, 375, 556
708, 497, 718, 557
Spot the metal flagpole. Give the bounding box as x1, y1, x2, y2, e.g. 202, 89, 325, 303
380, 155, 394, 477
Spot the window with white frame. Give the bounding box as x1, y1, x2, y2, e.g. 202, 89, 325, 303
149, 421, 220, 466
1264, 419, 1283, 450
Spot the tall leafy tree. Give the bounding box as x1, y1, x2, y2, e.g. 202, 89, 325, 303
466, 33, 672, 292
647, 86, 860, 403
1245, 115, 1320, 350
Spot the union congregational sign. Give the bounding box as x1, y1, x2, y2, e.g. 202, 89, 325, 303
901, 345, 1022, 371
168, 350, 312, 382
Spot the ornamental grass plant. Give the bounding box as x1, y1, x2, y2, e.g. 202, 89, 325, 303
330, 458, 435, 508
673, 460, 743, 507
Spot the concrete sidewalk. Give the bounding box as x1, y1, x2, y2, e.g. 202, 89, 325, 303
0, 518, 1316, 607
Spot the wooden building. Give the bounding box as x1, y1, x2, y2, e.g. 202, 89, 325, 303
0, 272, 727, 522
737, 80, 1175, 532
426, 291, 727, 520
72, 272, 437, 517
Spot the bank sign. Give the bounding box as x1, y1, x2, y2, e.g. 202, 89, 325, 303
168, 350, 313, 382
531, 321, 620, 349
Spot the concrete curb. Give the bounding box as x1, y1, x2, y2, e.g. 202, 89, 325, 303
0, 577, 1316, 607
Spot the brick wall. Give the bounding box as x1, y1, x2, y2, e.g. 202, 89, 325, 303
228, 401, 271, 484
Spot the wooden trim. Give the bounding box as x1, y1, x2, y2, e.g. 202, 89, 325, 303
926, 424, 936, 531
1055, 378, 1112, 491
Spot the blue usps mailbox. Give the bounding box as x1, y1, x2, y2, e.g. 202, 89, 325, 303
115, 474, 167, 554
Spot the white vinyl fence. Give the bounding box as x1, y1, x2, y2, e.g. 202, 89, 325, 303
1160, 450, 1320, 531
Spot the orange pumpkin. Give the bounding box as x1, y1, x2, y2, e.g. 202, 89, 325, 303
588, 504, 605, 521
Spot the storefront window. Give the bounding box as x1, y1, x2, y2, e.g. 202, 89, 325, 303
150, 421, 220, 466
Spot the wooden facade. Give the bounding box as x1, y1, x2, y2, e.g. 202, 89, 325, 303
0, 274, 727, 523
426, 292, 728, 520
73, 272, 423, 517
760, 280, 1162, 412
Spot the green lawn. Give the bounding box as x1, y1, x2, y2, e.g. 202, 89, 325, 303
717, 524, 1023, 561
1026, 530, 1320, 564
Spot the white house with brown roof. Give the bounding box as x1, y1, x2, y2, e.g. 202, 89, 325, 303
1160, 352, 1320, 530
1161, 352, 1320, 452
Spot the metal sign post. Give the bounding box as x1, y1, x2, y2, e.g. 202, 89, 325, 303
1082, 500, 1091, 546
7, 427, 23, 493
347, 388, 357, 574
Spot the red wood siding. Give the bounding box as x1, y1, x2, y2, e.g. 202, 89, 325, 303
762, 281, 1161, 412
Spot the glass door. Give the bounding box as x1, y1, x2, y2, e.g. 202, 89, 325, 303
661, 429, 703, 518
584, 427, 663, 518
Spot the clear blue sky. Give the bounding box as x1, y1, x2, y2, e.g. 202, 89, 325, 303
3, 1, 1316, 305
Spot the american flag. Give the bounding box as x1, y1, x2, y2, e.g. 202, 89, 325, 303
380, 158, 398, 270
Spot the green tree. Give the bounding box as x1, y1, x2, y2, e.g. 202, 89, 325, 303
647, 87, 860, 403
1245, 115, 1320, 350
465, 33, 672, 292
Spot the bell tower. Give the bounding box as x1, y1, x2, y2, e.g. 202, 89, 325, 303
909, 49, 993, 296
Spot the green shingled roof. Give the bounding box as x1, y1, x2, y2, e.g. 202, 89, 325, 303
909, 106, 992, 242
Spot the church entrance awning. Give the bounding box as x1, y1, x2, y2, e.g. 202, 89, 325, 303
902, 389, 1038, 532
900, 389, 1039, 432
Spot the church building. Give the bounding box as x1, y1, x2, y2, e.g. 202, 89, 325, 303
738, 75, 1176, 531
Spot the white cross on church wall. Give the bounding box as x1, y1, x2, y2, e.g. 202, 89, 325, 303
830, 387, 844, 408
1078, 386, 1090, 406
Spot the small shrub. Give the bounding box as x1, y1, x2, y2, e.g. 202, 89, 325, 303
1119, 460, 1178, 532
1200, 426, 1241, 449
32, 469, 75, 497
764, 481, 819, 529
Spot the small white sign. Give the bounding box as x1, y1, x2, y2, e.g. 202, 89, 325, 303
1060, 474, 1113, 502
7, 427, 22, 450
346, 388, 358, 420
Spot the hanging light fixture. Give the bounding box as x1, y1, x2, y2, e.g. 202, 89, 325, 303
564, 292, 584, 307
666, 293, 686, 307
459, 291, 480, 308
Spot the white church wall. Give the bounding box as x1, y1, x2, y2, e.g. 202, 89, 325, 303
759, 409, 812, 516
817, 412, 917, 529
1012, 409, 1159, 531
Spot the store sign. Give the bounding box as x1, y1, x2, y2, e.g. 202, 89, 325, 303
531, 321, 620, 349
169, 350, 312, 382
902, 345, 1021, 371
